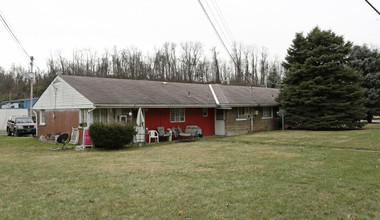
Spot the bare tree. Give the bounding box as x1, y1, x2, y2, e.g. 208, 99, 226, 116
259, 47, 269, 87
180, 42, 203, 83
111, 48, 123, 78
211, 47, 221, 83
231, 42, 244, 84
249, 46, 259, 86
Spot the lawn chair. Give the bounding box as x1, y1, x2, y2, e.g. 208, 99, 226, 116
69, 127, 79, 145
148, 130, 159, 143
157, 126, 171, 142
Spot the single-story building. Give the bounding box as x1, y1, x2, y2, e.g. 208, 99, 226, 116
0, 97, 39, 130
1, 97, 38, 109
33, 75, 280, 144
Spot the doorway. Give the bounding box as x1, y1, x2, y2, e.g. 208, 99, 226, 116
215, 109, 225, 135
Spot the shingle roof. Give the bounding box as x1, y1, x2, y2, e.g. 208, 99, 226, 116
212, 84, 279, 106
60, 75, 279, 107
61, 75, 215, 107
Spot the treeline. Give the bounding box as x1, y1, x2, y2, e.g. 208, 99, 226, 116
0, 41, 284, 102
47, 42, 283, 85
0, 65, 53, 102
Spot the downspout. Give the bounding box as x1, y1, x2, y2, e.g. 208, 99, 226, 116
33, 110, 38, 137
250, 86, 254, 132
87, 107, 96, 128
83, 107, 96, 145
250, 116, 254, 132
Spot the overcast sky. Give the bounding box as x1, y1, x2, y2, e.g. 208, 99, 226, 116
1, 0, 379, 72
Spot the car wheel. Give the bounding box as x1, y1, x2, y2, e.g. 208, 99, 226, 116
7, 128, 12, 136
13, 129, 18, 137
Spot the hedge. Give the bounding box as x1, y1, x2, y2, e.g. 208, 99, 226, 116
89, 122, 136, 149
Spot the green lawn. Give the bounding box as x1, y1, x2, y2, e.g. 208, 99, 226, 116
217, 123, 380, 151
0, 124, 379, 219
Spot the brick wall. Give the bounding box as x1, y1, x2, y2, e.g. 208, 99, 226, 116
225, 107, 280, 136
37, 109, 84, 144
251, 107, 279, 132
225, 108, 250, 136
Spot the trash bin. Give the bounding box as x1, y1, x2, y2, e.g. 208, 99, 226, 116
83, 128, 93, 147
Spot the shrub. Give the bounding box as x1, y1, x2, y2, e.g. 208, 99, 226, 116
89, 122, 136, 149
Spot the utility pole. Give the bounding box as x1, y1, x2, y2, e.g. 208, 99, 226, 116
30, 56, 34, 118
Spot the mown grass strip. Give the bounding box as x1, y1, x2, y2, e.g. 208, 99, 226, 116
0, 125, 379, 219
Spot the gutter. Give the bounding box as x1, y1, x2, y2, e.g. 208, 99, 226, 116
33, 110, 38, 137
93, 104, 217, 109
216, 103, 279, 109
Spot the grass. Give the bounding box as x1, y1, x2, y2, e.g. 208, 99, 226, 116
215, 123, 380, 151
0, 124, 379, 219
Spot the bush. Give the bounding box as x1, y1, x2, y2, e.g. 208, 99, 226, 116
89, 122, 136, 149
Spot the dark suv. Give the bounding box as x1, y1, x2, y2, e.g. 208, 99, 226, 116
7, 116, 36, 137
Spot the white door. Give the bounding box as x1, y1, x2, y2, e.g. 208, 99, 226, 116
215, 109, 225, 135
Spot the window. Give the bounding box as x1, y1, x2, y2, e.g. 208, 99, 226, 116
119, 115, 127, 124
101, 109, 108, 122
40, 110, 45, 125
170, 108, 185, 122
263, 107, 273, 118
93, 110, 100, 123
203, 108, 208, 117
216, 109, 224, 120
236, 107, 246, 119
79, 109, 88, 127
93, 109, 109, 123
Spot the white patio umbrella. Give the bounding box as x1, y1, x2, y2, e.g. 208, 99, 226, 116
136, 108, 144, 127
135, 108, 145, 144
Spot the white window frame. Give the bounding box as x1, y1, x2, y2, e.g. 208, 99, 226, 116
79, 109, 88, 127
119, 115, 127, 124
262, 107, 273, 119
203, 108, 208, 117
170, 108, 185, 123
93, 109, 109, 123
236, 107, 248, 120
39, 110, 46, 125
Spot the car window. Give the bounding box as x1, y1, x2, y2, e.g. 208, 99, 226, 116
15, 118, 34, 123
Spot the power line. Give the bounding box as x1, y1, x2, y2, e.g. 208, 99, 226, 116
198, 0, 253, 86
0, 10, 30, 58
210, 0, 235, 43
0, 9, 40, 71
203, 0, 232, 47
197, 0, 235, 65
365, 0, 380, 16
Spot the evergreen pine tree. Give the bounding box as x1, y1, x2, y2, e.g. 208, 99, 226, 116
267, 65, 281, 88
349, 45, 380, 123
277, 27, 366, 129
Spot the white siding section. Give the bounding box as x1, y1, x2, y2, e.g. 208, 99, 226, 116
0, 109, 28, 130
34, 76, 93, 110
